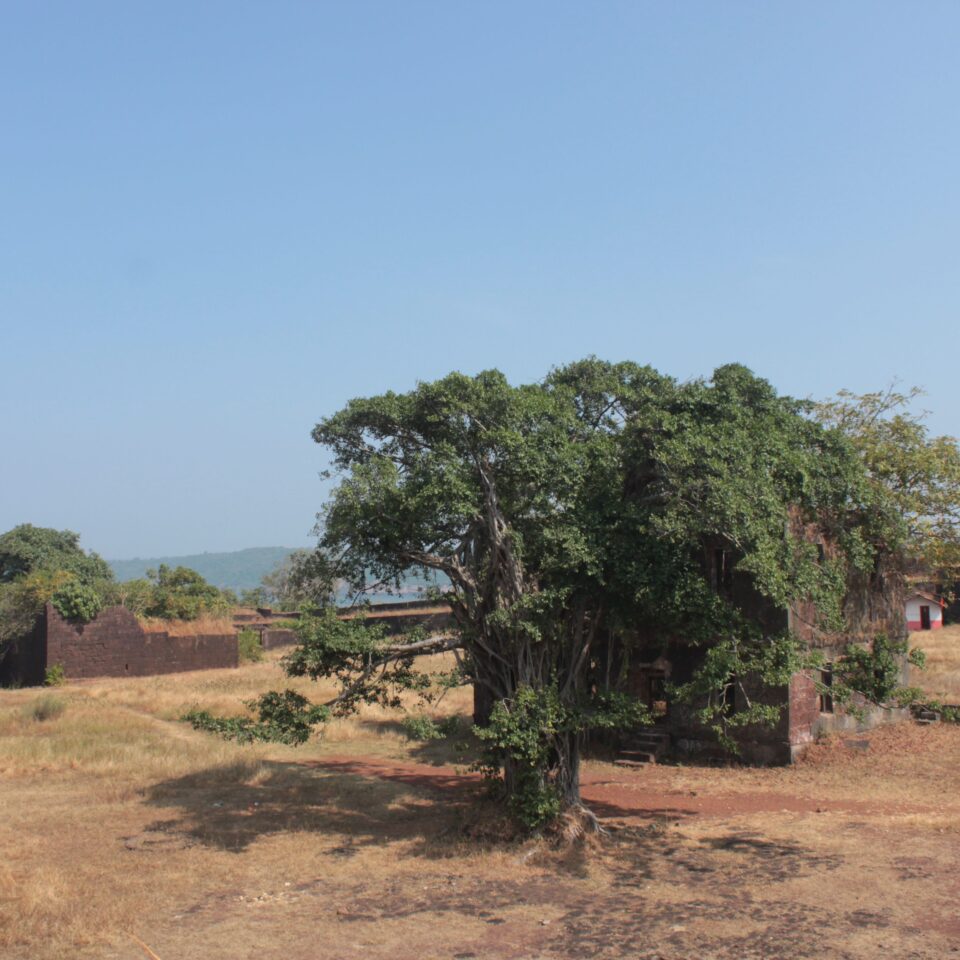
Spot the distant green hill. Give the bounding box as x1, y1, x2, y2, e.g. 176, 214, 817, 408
108, 547, 300, 593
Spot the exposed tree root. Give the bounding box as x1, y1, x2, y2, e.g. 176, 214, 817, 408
548, 803, 608, 845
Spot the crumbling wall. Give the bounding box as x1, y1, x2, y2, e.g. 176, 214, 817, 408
42, 604, 237, 681
786, 643, 910, 759
261, 628, 298, 650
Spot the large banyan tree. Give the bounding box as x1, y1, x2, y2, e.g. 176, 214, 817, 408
192, 360, 907, 829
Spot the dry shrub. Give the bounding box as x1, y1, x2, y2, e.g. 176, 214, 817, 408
139, 613, 235, 636
25, 695, 66, 723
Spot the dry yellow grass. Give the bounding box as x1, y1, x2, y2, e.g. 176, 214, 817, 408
139, 614, 236, 636
1, 648, 959, 960
909, 622, 960, 701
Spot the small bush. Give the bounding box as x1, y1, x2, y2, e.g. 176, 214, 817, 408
44, 663, 66, 686
438, 715, 465, 737
50, 581, 103, 623
237, 628, 264, 663
401, 713, 464, 741
28, 694, 66, 722
401, 714, 442, 740
144, 564, 232, 620
183, 689, 329, 745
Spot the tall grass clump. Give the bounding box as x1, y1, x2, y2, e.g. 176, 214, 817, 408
237, 628, 264, 663
26, 694, 66, 723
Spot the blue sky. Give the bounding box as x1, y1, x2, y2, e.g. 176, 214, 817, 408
2, 2, 958, 559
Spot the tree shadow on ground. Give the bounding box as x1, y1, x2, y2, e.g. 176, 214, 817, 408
140, 757, 482, 855
356, 715, 479, 767
139, 753, 708, 862
138, 756, 878, 960
544, 825, 849, 960
128, 758, 856, 960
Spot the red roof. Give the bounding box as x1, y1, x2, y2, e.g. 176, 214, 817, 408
907, 591, 945, 607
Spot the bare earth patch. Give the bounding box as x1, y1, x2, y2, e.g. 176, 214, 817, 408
1, 654, 959, 960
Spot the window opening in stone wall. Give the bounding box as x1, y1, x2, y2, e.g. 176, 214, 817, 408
819, 665, 834, 714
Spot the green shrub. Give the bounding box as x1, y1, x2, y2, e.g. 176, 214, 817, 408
237, 628, 264, 663
401, 713, 443, 740
44, 663, 66, 686
107, 578, 155, 616
28, 694, 66, 722
143, 564, 231, 620
401, 713, 465, 741
50, 581, 103, 623
183, 690, 329, 745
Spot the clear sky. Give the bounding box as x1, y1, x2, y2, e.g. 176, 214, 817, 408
2, 2, 958, 559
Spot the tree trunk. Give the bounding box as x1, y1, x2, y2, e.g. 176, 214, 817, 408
473, 682, 495, 726
554, 730, 582, 807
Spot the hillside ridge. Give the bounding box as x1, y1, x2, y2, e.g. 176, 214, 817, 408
107, 546, 300, 592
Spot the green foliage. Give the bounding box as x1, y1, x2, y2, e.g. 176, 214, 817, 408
239, 587, 268, 608
474, 686, 568, 828
183, 690, 330, 745
50, 581, 103, 623
44, 663, 66, 686
669, 631, 804, 750
27, 694, 66, 722
182, 608, 457, 748
260, 549, 331, 607
834, 633, 909, 707
143, 564, 231, 620
823, 633, 918, 717
401, 713, 464, 740
814, 386, 960, 582
237, 628, 264, 663
0, 571, 71, 651
104, 578, 155, 616
0, 524, 113, 586
284, 609, 437, 715
189, 362, 927, 828
474, 685, 650, 829
0, 525, 113, 664
922, 701, 960, 724
303, 360, 898, 822
786, 636, 960, 727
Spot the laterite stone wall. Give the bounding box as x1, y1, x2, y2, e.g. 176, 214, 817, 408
43, 604, 238, 680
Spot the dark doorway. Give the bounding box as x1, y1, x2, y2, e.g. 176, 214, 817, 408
920, 606, 931, 630
648, 672, 668, 717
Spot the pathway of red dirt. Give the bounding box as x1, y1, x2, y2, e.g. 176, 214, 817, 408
306, 755, 935, 821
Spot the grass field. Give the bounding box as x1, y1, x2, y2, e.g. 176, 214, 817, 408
2, 644, 959, 960
910, 622, 960, 701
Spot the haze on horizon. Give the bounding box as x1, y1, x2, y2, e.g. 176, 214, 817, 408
3, 2, 958, 559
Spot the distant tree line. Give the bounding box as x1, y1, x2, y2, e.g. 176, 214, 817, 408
235, 548, 336, 610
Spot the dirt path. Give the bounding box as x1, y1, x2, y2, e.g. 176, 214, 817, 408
305, 754, 940, 822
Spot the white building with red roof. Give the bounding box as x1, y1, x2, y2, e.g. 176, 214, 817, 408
905, 591, 945, 631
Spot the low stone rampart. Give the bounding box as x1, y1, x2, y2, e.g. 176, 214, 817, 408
39, 604, 237, 683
